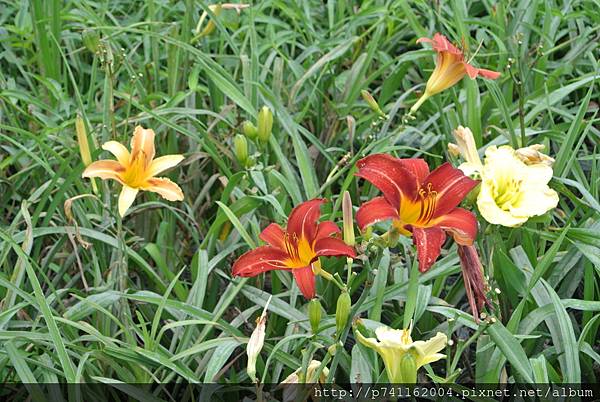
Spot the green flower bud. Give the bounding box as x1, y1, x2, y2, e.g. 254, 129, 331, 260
257, 106, 273, 143
335, 292, 351, 335
243, 120, 258, 140
361, 90, 386, 118
234, 134, 248, 167
308, 299, 322, 334
82, 29, 100, 53
398, 352, 418, 383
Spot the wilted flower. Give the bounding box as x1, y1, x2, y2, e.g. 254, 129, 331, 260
82, 126, 184, 217
411, 33, 500, 114
232, 199, 356, 299
354, 323, 447, 383
515, 144, 555, 166
355, 154, 478, 272
281, 360, 329, 384
247, 296, 271, 382
458, 244, 492, 321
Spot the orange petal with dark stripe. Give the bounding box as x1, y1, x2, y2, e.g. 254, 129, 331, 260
287, 199, 326, 244
356, 196, 399, 230
292, 265, 316, 299
232, 246, 290, 277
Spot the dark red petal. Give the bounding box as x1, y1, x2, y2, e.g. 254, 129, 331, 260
232, 246, 290, 277
423, 163, 478, 218
356, 154, 418, 208
293, 265, 316, 299
355, 196, 399, 230
313, 237, 356, 259
458, 244, 491, 321
287, 199, 326, 244
259, 223, 286, 249
435, 208, 478, 245
412, 227, 446, 272
398, 158, 430, 186
315, 221, 340, 240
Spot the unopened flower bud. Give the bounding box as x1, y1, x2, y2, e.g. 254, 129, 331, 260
243, 120, 258, 140
257, 106, 273, 143
361, 90, 386, 117
342, 191, 355, 247
82, 29, 100, 53
335, 292, 351, 335
75, 115, 92, 167
308, 299, 322, 334
234, 134, 248, 167
447, 143, 461, 157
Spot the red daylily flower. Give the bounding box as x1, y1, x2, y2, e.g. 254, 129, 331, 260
411, 33, 501, 113
232, 199, 356, 299
355, 154, 479, 272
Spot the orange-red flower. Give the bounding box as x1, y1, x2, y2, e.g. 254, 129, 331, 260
232, 199, 356, 299
355, 154, 478, 272
411, 33, 500, 113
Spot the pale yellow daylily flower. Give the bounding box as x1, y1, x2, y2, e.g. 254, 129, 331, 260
477, 146, 558, 227
355, 324, 447, 383
82, 126, 184, 217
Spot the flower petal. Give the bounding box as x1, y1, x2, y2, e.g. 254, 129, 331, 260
477, 182, 527, 227
232, 246, 290, 276
417, 33, 462, 55
287, 199, 326, 244
102, 141, 130, 167
314, 221, 341, 240
292, 265, 316, 299
434, 208, 478, 245
412, 227, 446, 272
143, 178, 184, 201
259, 223, 286, 249
356, 196, 399, 230
464, 63, 500, 80
424, 163, 478, 218
130, 125, 156, 161
313, 237, 356, 259
398, 158, 430, 185
147, 154, 184, 177
509, 187, 558, 219
82, 160, 125, 183
356, 154, 418, 208
118, 185, 139, 217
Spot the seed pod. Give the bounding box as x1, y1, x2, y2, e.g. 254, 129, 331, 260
335, 292, 351, 335
308, 298, 322, 334
257, 106, 273, 143
243, 120, 258, 140
234, 134, 248, 167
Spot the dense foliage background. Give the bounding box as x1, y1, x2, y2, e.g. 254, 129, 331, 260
0, 0, 599, 392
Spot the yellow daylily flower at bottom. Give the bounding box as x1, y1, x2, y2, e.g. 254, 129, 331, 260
82, 126, 184, 217
477, 146, 558, 227
355, 324, 447, 383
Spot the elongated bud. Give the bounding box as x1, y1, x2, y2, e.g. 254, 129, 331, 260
257, 106, 273, 143
82, 29, 100, 54
335, 292, 351, 335
447, 143, 461, 157
308, 299, 322, 334
243, 120, 258, 140
234, 134, 248, 167
247, 296, 271, 383
197, 4, 222, 37
361, 90, 386, 117
398, 352, 418, 383
342, 191, 355, 247
75, 115, 92, 166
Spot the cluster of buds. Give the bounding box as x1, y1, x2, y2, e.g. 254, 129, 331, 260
235, 106, 274, 168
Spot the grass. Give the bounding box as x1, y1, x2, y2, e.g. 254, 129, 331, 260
0, 0, 599, 394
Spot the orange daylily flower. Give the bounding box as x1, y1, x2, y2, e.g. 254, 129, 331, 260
411, 33, 501, 113
82, 126, 184, 217
232, 199, 356, 299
